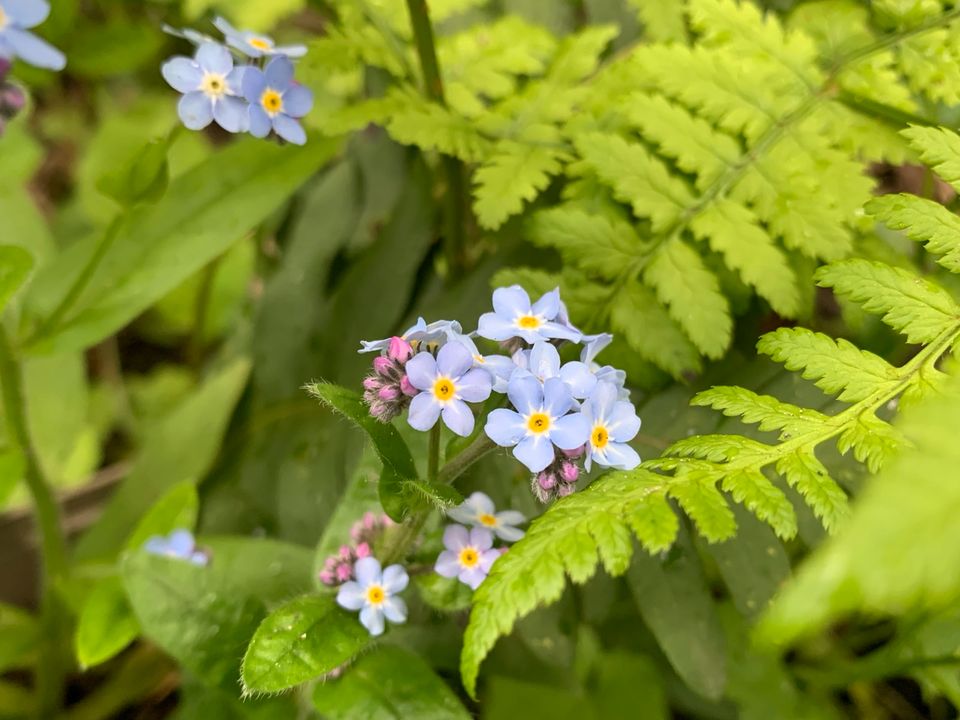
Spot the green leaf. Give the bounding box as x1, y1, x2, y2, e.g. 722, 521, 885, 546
474, 144, 565, 230
902, 125, 960, 192
75, 576, 139, 669
0, 245, 34, 314
125, 481, 199, 552
305, 382, 418, 522
626, 526, 728, 700
26, 138, 340, 353
691, 386, 827, 438
527, 207, 640, 280
402, 479, 463, 510
867, 193, 960, 274
312, 645, 471, 719
667, 471, 737, 542
0, 603, 39, 673
386, 88, 491, 162
77, 358, 251, 560
720, 468, 797, 540
96, 134, 171, 207
775, 451, 849, 534
415, 574, 474, 613
241, 594, 371, 695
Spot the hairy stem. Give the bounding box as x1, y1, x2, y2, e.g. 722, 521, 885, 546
404, 0, 469, 275
0, 326, 68, 717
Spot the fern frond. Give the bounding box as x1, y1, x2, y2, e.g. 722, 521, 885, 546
628, 0, 689, 43
691, 387, 827, 438
473, 144, 566, 229
867, 194, 960, 273
527, 208, 641, 278
385, 88, 491, 162
901, 124, 960, 191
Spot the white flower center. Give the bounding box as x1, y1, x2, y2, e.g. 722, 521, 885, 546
200, 72, 228, 99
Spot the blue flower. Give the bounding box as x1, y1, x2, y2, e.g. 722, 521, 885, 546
580, 333, 628, 398
213, 16, 307, 59
143, 529, 208, 566
0, 0, 64, 71
434, 525, 500, 589
161, 42, 247, 132
485, 375, 589, 473
161, 23, 216, 47
336, 557, 408, 636
405, 341, 493, 437
447, 491, 525, 542
514, 341, 597, 399
580, 381, 641, 471
478, 286, 582, 345
242, 55, 312, 145
448, 332, 517, 393
359, 318, 463, 354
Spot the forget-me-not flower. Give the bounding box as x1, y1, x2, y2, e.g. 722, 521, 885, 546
0, 0, 64, 71
162, 42, 247, 132
514, 341, 597, 400
478, 286, 582, 345
336, 557, 408, 636
213, 16, 307, 58
448, 332, 517, 394
580, 381, 641, 471
581, 333, 628, 397
360, 318, 463, 354
485, 375, 589, 473
143, 529, 208, 566
405, 342, 492, 437
242, 55, 312, 145
447, 491, 525, 542
435, 524, 500, 590
161, 23, 216, 47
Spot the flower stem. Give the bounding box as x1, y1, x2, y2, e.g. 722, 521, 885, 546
0, 326, 68, 717
404, 0, 469, 275
427, 424, 440, 483
436, 433, 496, 486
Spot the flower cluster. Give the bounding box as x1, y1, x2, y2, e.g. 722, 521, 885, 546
0, 0, 64, 136
318, 511, 394, 586
161, 16, 312, 145
435, 492, 524, 589
359, 286, 642, 502
143, 529, 208, 566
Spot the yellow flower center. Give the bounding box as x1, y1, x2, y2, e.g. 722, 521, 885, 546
527, 412, 551, 434
517, 314, 542, 329
591, 425, 609, 450
459, 547, 479, 568
473, 354, 485, 364
433, 377, 456, 402
249, 37, 272, 51
366, 585, 385, 605
260, 88, 283, 115
0, 8, 7, 30
478, 513, 497, 527
200, 72, 228, 99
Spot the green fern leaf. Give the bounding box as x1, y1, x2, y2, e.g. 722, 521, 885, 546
816, 259, 960, 345
775, 451, 849, 533
836, 413, 905, 474
901, 124, 960, 191
720, 468, 798, 540
667, 434, 770, 463
867, 193, 960, 273
667, 470, 738, 542
386, 89, 491, 162
527, 208, 640, 278
628, 0, 689, 43
473, 144, 566, 230
691, 386, 828, 438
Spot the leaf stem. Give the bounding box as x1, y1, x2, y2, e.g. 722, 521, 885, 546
404, 0, 469, 275
427, 424, 440, 483
0, 326, 68, 717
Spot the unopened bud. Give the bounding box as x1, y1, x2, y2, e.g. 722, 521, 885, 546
363, 376, 381, 391
562, 445, 586, 459
559, 461, 579, 484
355, 542, 371, 558
388, 336, 413, 363
400, 375, 418, 397
537, 472, 556, 490
372, 356, 393, 377
557, 484, 575, 497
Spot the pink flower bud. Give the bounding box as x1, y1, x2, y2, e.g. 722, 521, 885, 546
338, 545, 352, 561
381, 514, 394, 527
537, 472, 556, 490
319, 570, 334, 585
363, 376, 381, 391
363, 512, 377, 529
557, 484, 575, 497
400, 375, 418, 397
335, 564, 353, 582
388, 336, 413, 363
324, 557, 337, 570
562, 445, 586, 459
372, 356, 393, 377
559, 461, 579, 484
355, 542, 371, 558
379, 385, 400, 401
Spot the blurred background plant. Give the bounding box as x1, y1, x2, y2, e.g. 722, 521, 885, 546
4, 0, 960, 718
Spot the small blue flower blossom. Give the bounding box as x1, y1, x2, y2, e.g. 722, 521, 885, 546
0, 0, 64, 71
478, 286, 582, 345
581, 381, 641, 471
162, 42, 247, 132
406, 342, 493, 437
485, 375, 590, 473
447, 491, 525, 542
213, 16, 307, 59
242, 55, 312, 145
435, 524, 500, 589
514, 341, 597, 400
580, 333, 628, 396
143, 529, 208, 566
359, 318, 463, 354
448, 332, 517, 394
162, 23, 216, 47
336, 557, 408, 636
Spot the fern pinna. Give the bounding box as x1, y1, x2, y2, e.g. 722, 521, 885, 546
459, 125, 960, 696
312, 0, 960, 380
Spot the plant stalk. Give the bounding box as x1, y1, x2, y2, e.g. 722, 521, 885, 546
427, 424, 440, 483
0, 326, 69, 717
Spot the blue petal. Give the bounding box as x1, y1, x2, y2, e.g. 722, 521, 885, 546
477, 312, 517, 342
443, 524, 470, 551
247, 104, 271, 138
542, 377, 574, 418
355, 556, 382, 587
272, 113, 306, 145
177, 91, 214, 130
435, 550, 461, 577
360, 606, 385, 636
264, 54, 294, 89
408, 393, 442, 431
227, 65, 246, 93
590, 381, 619, 421
514, 435, 554, 473
436, 340, 472, 379
161, 56, 201, 93
459, 566, 487, 590
457, 368, 492, 403
484, 408, 525, 447
596, 442, 641, 470
528, 341, 560, 382
336, 581, 365, 610
4, 27, 63, 70
492, 285, 531, 318
441, 399, 475, 437
274, 43, 308, 58
559, 360, 598, 399
483, 354, 517, 393
580, 332, 613, 365
168, 530, 195, 556
382, 565, 409, 594
507, 374, 542, 416
382, 597, 407, 623
531, 287, 560, 320
3, 0, 49, 28
282, 84, 313, 117
213, 95, 248, 133
241, 64, 266, 101
196, 42, 232, 74
539, 320, 581, 343
608, 401, 642, 442
143, 536, 168, 555
212, 16, 241, 40
549, 412, 590, 451
404, 351, 437, 391
469, 527, 494, 551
